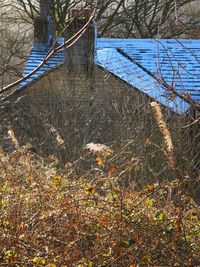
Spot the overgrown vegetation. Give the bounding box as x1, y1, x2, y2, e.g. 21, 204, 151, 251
0, 140, 199, 266
0, 2, 199, 266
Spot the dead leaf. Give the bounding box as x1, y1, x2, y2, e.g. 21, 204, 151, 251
99, 215, 110, 228
147, 184, 155, 192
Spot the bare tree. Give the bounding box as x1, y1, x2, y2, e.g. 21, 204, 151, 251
0, 0, 32, 88
9, 0, 199, 37
113, 0, 200, 38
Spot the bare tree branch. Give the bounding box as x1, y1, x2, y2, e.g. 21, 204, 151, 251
117, 48, 200, 111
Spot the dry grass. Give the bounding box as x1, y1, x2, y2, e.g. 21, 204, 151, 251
150, 102, 176, 175
0, 144, 199, 267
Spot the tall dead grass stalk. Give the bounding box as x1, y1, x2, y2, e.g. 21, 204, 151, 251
7, 127, 20, 149
150, 102, 177, 176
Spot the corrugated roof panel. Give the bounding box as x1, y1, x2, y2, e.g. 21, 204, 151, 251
20, 36, 199, 114
19, 38, 65, 88
96, 38, 200, 113
96, 48, 190, 114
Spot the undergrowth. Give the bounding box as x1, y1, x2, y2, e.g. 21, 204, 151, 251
0, 143, 199, 267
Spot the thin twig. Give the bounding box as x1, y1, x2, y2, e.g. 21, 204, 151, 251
0, 7, 97, 95
117, 48, 200, 111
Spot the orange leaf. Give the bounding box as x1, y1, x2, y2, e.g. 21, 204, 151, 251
10, 151, 22, 162
147, 184, 155, 192
18, 222, 24, 230
135, 233, 142, 242
107, 164, 119, 176
99, 215, 110, 228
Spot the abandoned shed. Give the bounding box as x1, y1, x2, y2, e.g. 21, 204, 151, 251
0, 0, 199, 182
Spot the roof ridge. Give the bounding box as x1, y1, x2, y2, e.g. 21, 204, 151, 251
117, 48, 200, 111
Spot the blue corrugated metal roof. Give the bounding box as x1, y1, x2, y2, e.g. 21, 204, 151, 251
96, 38, 200, 113
19, 38, 65, 87
21, 37, 200, 113
96, 48, 189, 113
